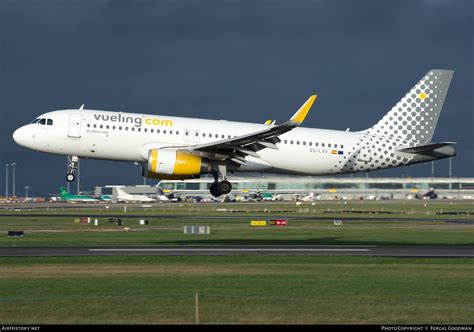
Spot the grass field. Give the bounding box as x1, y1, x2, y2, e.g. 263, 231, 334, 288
0, 201, 473, 247
0, 201, 473, 324
0, 256, 473, 324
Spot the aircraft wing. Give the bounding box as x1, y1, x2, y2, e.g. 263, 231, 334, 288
183, 95, 317, 165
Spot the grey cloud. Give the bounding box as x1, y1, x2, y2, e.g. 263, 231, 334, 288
0, 0, 472, 195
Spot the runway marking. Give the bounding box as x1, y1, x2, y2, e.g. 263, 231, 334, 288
89, 248, 371, 252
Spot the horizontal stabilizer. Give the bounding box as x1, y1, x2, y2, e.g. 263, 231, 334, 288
397, 142, 456, 154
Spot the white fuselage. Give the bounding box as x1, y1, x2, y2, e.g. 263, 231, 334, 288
12, 109, 434, 176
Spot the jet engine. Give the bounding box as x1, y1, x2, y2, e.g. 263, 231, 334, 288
143, 149, 212, 180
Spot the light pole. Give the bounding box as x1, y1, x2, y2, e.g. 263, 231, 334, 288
448, 157, 453, 190
24, 186, 31, 200
134, 162, 146, 185
66, 158, 70, 193
76, 159, 80, 194
11, 162, 16, 197
4, 164, 9, 198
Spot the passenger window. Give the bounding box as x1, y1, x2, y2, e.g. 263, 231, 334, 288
137, 128, 141, 132
328, 143, 331, 148
195, 132, 199, 137
303, 141, 306, 146
284, 140, 287, 144
202, 133, 206, 137
309, 142, 312, 146
170, 130, 173, 134
113, 126, 116, 130
290, 140, 294, 144
100, 125, 103, 129
106, 125, 109, 130
119, 126, 122, 130
228, 135, 231, 139
87, 124, 90, 128
93, 124, 97, 128
176, 131, 179, 135
341, 144, 344, 149
322, 143, 325, 147
334, 144, 338, 148
125, 127, 128, 131
157, 129, 160, 134
47, 119, 53, 126
144, 128, 147, 132
315, 142, 319, 147
163, 130, 167, 134
150, 129, 154, 133
221, 135, 225, 139
215, 134, 218, 138
296, 141, 300, 145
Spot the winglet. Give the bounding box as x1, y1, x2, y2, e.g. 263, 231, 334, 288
288, 95, 317, 126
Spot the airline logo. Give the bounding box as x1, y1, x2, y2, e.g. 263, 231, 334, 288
331, 150, 344, 155
93, 114, 173, 127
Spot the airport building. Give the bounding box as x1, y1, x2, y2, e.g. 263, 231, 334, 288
95, 177, 474, 200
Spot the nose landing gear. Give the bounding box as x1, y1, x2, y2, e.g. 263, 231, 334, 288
210, 164, 233, 197
66, 156, 79, 183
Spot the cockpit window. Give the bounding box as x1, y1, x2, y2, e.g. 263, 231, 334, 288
31, 118, 53, 125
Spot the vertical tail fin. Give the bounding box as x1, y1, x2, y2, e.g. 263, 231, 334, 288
364, 69, 454, 142
59, 187, 68, 197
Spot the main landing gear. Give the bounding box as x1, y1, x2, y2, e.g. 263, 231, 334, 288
210, 164, 232, 197
66, 156, 79, 182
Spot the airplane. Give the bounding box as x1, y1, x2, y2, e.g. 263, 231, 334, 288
98, 194, 112, 201
301, 192, 318, 202
58, 187, 99, 202
261, 192, 284, 201
114, 187, 155, 203
416, 188, 438, 200
13, 69, 456, 197
155, 188, 171, 202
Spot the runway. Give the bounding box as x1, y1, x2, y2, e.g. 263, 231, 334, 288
0, 245, 473, 257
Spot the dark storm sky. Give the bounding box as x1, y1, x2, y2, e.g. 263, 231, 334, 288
0, 0, 472, 196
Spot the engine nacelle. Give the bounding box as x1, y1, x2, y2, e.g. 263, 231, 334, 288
144, 149, 211, 180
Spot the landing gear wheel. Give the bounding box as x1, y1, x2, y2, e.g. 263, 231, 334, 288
66, 173, 76, 183
66, 156, 79, 183
210, 183, 221, 197
217, 180, 232, 195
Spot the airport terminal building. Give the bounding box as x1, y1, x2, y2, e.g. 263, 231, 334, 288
96, 176, 474, 200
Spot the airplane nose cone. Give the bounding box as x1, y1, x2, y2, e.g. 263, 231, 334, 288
13, 126, 26, 145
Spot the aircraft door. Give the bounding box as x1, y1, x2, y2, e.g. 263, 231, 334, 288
67, 113, 82, 138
